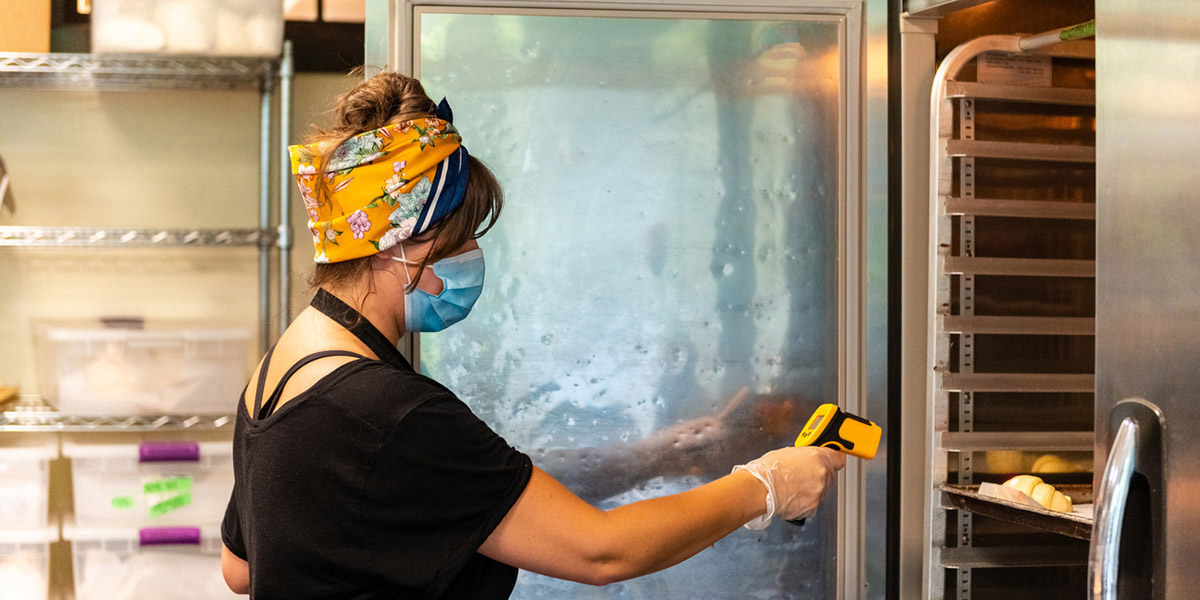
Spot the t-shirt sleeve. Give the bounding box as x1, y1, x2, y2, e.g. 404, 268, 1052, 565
221, 486, 247, 560
361, 393, 532, 587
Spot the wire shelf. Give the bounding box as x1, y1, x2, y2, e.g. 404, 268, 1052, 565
0, 53, 276, 91
0, 226, 276, 248
0, 395, 234, 432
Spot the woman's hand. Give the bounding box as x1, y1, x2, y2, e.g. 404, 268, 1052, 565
733, 446, 845, 526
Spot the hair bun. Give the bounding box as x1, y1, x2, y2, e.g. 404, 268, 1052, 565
332, 71, 438, 134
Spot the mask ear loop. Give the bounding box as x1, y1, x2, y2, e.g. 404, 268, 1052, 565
390, 245, 414, 285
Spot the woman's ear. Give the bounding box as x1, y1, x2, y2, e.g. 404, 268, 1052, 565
373, 246, 413, 285
374, 246, 401, 264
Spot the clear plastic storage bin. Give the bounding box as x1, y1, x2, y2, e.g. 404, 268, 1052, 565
0, 526, 56, 600
92, 0, 283, 56
63, 521, 240, 600
0, 437, 58, 530
63, 439, 233, 528
34, 319, 250, 416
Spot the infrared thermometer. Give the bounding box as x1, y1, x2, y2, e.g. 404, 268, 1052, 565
794, 403, 881, 459
788, 404, 881, 526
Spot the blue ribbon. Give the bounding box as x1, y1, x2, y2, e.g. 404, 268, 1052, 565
436, 97, 454, 123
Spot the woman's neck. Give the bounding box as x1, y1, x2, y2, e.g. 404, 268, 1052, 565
317, 283, 406, 346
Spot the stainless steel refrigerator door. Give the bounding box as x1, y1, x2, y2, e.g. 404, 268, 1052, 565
1094, 0, 1200, 596
377, 1, 889, 598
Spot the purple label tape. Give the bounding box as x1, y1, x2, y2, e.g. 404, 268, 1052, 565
139, 527, 201, 546
138, 442, 200, 463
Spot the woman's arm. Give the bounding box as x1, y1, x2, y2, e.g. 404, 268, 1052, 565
478, 466, 765, 586
221, 544, 250, 594
478, 445, 842, 586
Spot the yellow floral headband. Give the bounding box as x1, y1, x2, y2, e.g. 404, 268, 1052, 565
288, 103, 470, 264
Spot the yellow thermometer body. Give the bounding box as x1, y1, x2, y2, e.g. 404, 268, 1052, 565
794, 403, 881, 460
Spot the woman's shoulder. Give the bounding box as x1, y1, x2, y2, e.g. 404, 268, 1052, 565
319, 359, 461, 431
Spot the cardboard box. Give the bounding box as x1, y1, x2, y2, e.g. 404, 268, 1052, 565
0, 0, 51, 53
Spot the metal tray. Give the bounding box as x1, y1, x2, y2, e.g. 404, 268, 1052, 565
940, 484, 1094, 540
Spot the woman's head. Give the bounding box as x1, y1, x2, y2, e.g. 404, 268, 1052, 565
294, 71, 503, 294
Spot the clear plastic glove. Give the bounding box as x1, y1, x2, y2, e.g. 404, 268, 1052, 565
732, 446, 846, 529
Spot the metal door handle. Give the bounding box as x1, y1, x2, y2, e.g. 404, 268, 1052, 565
1088, 417, 1139, 600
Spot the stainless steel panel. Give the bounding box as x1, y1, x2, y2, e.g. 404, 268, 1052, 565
1095, 0, 1200, 596
861, 1, 890, 598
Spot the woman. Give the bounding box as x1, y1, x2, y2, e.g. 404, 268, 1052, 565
220, 71, 844, 599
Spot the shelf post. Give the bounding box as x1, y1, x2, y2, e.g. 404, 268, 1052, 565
258, 60, 276, 355
279, 41, 294, 337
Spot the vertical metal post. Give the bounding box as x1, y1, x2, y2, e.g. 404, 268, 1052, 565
278, 41, 294, 336
258, 63, 275, 355
955, 97, 976, 600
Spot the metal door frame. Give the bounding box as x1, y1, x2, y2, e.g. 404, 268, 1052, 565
368, 2, 890, 598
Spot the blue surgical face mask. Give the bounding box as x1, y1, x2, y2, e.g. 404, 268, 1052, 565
392, 246, 485, 333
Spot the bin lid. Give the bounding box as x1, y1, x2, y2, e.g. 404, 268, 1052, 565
0, 436, 59, 460
62, 439, 231, 460
62, 518, 220, 544
0, 524, 59, 544
35, 319, 251, 343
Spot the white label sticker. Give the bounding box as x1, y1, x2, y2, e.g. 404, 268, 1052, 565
977, 52, 1052, 87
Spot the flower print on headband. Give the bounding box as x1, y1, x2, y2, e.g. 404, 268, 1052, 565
288, 102, 471, 264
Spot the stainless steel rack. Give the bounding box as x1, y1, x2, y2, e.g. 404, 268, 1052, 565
0, 395, 233, 432
1, 48, 293, 435
945, 140, 1095, 163
940, 431, 1093, 452
944, 81, 1095, 106
1, 51, 288, 600
0, 47, 295, 350
0, 52, 275, 91
924, 35, 1097, 600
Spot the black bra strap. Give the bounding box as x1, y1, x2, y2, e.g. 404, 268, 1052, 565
256, 350, 364, 420
252, 345, 277, 419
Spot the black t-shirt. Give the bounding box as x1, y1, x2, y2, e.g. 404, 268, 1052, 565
222, 291, 533, 600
